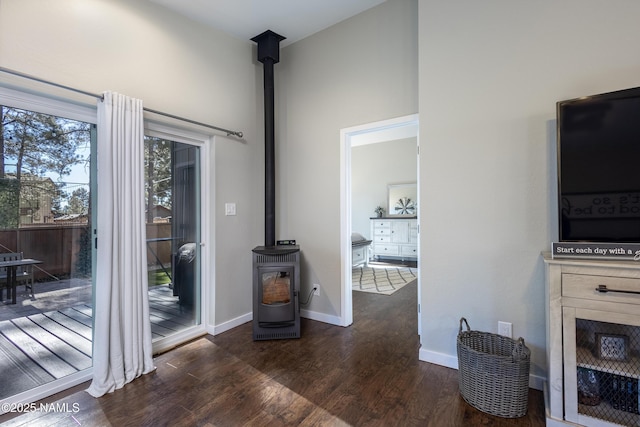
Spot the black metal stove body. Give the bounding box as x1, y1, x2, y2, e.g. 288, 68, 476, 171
252, 245, 300, 340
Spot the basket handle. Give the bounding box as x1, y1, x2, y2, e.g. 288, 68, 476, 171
459, 317, 470, 333
512, 337, 528, 360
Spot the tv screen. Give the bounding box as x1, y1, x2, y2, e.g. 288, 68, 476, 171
557, 87, 640, 242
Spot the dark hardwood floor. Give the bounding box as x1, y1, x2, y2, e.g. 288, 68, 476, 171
1, 281, 546, 426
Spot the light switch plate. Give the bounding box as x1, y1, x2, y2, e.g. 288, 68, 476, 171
225, 203, 236, 216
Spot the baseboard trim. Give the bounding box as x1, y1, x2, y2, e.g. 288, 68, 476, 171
210, 312, 252, 335
210, 309, 342, 336
529, 373, 545, 391
419, 347, 544, 391
300, 309, 342, 326
419, 347, 458, 369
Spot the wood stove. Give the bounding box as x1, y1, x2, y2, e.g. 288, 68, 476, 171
251, 30, 301, 340
252, 245, 300, 340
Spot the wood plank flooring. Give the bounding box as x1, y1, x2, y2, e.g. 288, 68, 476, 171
1, 281, 546, 426
0, 284, 194, 400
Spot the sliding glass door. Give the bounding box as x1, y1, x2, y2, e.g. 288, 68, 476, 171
0, 103, 95, 400
0, 88, 206, 407
144, 135, 201, 346
0, 87, 207, 409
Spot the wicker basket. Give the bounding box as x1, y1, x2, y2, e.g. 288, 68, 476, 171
457, 317, 531, 418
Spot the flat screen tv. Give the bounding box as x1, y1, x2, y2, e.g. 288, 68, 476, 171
557, 86, 640, 242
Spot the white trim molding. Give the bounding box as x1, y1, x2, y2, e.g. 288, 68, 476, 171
300, 309, 342, 326
211, 312, 252, 336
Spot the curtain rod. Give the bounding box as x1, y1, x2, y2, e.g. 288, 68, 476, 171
0, 66, 244, 138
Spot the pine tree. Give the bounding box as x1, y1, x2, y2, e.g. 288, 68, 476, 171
0, 105, 90, 228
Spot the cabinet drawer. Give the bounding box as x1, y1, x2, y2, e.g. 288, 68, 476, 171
401, 245, 417, 257
353, 247, 365, 261
352, 246, 367, 266
374, 235, 390, 243
563, 273, 640, 305
372, 221, 391, 229
373, 228, 391, 237
373, 244, 399, 256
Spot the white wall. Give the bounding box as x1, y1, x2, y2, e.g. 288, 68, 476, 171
0, 0, 263, 329
351, 138, 417, 239
278, 0, 419, 318
419, 0, 640, 383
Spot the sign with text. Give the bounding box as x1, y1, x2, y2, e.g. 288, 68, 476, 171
552, 242, 640, 261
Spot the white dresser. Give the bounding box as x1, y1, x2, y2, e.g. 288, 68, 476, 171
370, 217, 417, 261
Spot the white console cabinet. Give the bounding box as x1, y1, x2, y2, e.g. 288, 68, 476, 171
543, 254, 640, 427
370, 217, 417, 261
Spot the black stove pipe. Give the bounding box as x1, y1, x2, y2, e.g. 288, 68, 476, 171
251, 30, 286, 248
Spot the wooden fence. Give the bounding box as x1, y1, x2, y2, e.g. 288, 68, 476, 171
0, 223, 172, 281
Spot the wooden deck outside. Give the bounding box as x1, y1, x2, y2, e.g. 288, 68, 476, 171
0, 280, 194, 400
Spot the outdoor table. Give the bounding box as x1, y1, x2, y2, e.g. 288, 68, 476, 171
0, 258, 42, 304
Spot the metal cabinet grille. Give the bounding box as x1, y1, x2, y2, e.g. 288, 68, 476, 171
576, 319, 640, 426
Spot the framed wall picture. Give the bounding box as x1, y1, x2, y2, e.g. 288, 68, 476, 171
595, 333, 629, 361
387, 183, 417, 216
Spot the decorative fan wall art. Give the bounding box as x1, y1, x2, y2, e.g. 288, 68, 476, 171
394, 197, 416, 215
388, 183, 417, 215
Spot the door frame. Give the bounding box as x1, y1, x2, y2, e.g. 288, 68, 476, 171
144, 122, 210, 354
339, 114, 419, 328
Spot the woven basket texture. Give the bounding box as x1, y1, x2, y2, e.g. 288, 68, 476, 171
457, 318, 531, 418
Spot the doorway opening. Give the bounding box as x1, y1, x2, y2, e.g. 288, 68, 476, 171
340, 114, 419, 329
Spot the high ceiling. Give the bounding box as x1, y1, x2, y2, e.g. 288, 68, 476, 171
149, 0, 386, 47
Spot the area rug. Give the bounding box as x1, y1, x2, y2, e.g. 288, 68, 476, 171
352, 264, 416, 295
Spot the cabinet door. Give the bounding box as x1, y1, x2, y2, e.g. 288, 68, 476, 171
391, 221, 409, 243
563, 307, 640, 426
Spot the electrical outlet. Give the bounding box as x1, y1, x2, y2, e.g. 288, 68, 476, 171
313, 284, 320, 296
498, 321, 512, 338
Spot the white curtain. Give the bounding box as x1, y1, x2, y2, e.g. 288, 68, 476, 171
87, 92, 155, 398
